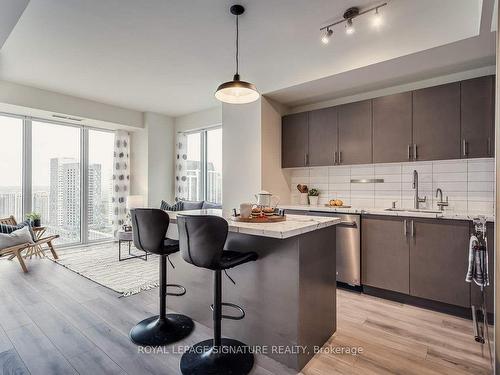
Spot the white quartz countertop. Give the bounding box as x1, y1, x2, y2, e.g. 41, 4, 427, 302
167, 209, 341, 239
279, 205, 495, 222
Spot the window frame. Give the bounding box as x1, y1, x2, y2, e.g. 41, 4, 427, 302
0, 111, 115, 247
183, 125, 222, 203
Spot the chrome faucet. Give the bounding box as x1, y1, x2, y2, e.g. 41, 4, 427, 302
435, 188, 449, 211
413, 170, 426, 209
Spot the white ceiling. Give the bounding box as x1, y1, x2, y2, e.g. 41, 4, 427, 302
0, 0, 491, 117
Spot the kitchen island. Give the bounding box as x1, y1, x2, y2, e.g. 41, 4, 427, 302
165, 209, 340, 370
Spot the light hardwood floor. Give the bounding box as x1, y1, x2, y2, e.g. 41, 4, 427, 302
0, 257, 493, 375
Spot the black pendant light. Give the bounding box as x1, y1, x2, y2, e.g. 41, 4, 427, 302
215, 4, 259, 104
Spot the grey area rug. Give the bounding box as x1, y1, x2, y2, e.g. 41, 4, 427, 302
49, 242, 159, 297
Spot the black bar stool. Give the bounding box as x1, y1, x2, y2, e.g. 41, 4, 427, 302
177, 214, 258, 375
129, 208, 194, 346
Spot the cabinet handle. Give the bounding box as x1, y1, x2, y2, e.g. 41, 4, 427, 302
333, 151, 337, 165
403, 219, 408, 237
413, 144, 417, 161
410, 220, 415, 238
338, 151, 342, 164
304, 153, 308, 166
488, 137, 491, 157
462, 139, 468, 157
407, 145, 412, 161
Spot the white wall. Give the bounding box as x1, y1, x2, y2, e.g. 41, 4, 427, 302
130, 112, 175, 207
261, 97, 291, 204
174, 105, 221, 133
222, 100, 262, 214
0, 79, 143, 129
289, 66, 495, 114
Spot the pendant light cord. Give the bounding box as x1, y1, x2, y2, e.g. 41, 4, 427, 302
235, 14, 239, 76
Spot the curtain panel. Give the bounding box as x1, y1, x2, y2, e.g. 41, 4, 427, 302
112, 130, 130, 234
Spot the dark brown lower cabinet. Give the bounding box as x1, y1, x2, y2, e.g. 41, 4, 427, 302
362, 216, 409, 294
409, 219, 470, 307
470, 222, 494, 314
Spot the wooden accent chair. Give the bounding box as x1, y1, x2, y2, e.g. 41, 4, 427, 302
0, 216, 59, 273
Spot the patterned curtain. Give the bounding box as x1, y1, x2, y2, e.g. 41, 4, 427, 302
175, 132, 188, 201
112, 130, 130, 234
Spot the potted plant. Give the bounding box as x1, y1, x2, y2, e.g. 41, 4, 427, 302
26, 212, 41, 227
308, 189, 320, 206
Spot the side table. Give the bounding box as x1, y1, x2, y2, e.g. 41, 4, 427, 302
117, 230, 148, 261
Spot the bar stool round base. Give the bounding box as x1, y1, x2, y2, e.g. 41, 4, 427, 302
130, 314, 194, 346
180, 338, 254, 375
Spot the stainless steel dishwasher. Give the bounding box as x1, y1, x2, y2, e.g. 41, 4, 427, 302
306, 211, 361, 286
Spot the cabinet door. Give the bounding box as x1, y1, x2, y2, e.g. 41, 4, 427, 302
410, 219, 470, 307
338, 100, 372, 165
362, 216, 409, 294
413, 83, 461, 161
308, 107, 337, 166
282, 112, 309, 168
373, 92, 412, 163
471, 222, 494, 314
461, 76, 494, 158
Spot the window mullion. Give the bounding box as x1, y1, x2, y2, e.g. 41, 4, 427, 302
22, 118, 32, 218
81, 128, 89, 244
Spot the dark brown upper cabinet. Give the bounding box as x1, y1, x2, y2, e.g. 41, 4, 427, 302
308, 107, 338, 166
362, 215, 410, 294
338, 100, 372, 165
409, 219, 470, 307
461, 76, 494, 158
412, 82, 461, 161
282, 112, 309, 168
372, 92, 413, 163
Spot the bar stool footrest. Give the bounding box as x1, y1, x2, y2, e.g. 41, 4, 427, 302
166, 283, 186, 296
210, 302, 245, 320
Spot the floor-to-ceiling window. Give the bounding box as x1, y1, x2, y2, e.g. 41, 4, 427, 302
206, 128, 222, 204
88, 129, 114, 241
0, 115, 23, 219
183, 127, 222, 204
186, 132, 203, 201
1, 113, 115, 246
32, 121, 81, 244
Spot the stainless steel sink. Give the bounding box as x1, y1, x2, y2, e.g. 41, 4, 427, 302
385, 208, 443, 214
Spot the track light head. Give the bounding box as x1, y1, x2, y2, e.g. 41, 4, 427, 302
321, 28, 333, 44
345, 18, 355, 35
372, 7, 383, 28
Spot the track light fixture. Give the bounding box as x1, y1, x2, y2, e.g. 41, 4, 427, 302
319, 2, 387, 43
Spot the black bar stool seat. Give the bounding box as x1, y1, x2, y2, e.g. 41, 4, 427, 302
129, 209, 194, 346
177, 214, 258, 375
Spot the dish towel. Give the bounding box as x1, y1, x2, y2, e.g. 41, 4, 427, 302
465, 235, 489, 287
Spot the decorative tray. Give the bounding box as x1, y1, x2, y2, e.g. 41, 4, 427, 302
231, 215, 286, 223
323, 205, 352, 208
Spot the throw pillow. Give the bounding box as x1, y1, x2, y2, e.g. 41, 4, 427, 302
160, 200, 184, 211
0, 226, 34, 249
202, 201, 222, 209
0, 221, 35, 241
181, 200, 204, 210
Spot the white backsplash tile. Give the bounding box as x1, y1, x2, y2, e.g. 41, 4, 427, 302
286, 158, 494, 216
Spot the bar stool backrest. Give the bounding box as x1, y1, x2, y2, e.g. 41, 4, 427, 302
177, 215, 228, 270
131, 209, 169, 254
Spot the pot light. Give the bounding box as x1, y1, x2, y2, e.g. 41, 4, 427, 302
215, 4, 259, 104
321, 28, 333, 44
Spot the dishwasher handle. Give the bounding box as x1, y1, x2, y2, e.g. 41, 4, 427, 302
338, 221, 358, 227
